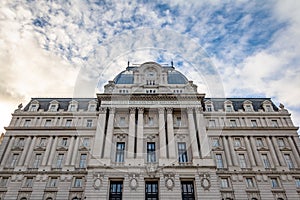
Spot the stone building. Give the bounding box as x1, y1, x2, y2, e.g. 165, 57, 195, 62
0, 62, 300, 199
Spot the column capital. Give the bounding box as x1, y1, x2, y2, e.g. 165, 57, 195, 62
158, 108, 165, 114
138, 107, 144, 114
195, 107, 203, 114
129, 107, 136, 114
187, 107, 194, 114
109, 107, 116, 114
166, 107, 173, 114
99, 107, 107, 114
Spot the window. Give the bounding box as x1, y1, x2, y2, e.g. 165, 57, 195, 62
29, 104, 38, 111
225, 105, 233, 112
261, 154, 271, 168
234, 138, 242, 147
270, 178, 280, 188
265, 105, 272, 112
69, 104, 76, 112
32, 153, 42, 168
181, 181, 195, 200
220, 178, 229, 188
61, 138, 68, 147
256, 138, 263, 147
88, 104, 96, 111
245, 177, 255, 188
65, 119, 72, 127
251, 120, 258, 127
145, 181, 158, 200
24, 177, 33, 187
208, 120, 216, 128
79, 154, 87, 168
295, 178, 300, 188
56, 154, 64, 168
45, 119, 52, 127
10, 153, 19, 168
178, 143, 188, 163
176, 117, 182, 126
74, 177, 82, 187
147, 143, 156, 163
82, 138, 90, 147
212, 138, 220, 147
230, 120, 237, 127
239, 154, 247, 168
86, 119, 93, 127
206, 104, 212, 112
115, 143, 125, 163
271, 120, 279, 127
284, 154, 294, 169
215, 154, 224, 169
48, 177, 58, 187
24, 119, 31, 127
148, 117, 154, 126
0, 177, 8, 187
277, 138, 285, 147
109, 181, 123, 200
49, 104, 57, 112
245, 105, 252, 112
119, 117, 125, 126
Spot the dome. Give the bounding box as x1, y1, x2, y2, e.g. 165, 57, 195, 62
113, 66, 188, 85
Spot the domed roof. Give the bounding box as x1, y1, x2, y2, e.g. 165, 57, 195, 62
113, 66, 188, 85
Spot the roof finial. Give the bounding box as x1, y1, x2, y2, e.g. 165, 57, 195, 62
128, 61, 130, 67
171, 60, 173, 67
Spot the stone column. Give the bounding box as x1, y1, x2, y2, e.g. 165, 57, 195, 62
92, 107, 107, 159
244, 136, 256, 166
103, 108, 116, 159
266, 136, 279, 167
71, 137, 80, 166
24, 136, 37, 166
249, 136, 262, 166
18, 137, 32, 166
136, 108, 144, 159
187, 108, 200, 159
0, 136, 15, 166
271, 136, 286, 166
47, 137, 58, 166
65, 136, 75, 165
158, 108, 167, 159
166, 108, 176, 159
41, 137, 53, 166
195, 107, 210, 158
127, 108, 136, 159
288, 136, 300, 167
228, 137, 238, 166
223, 136, 232, 166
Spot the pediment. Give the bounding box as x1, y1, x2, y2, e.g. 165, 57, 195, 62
243, 100, 253, 104
257, 147, 269, 151
56, 146, 68, 151
235, 146, 247, 151
280, 147, 291, 151
262, 100, 272, 105
31, 100, 39, 104
34, 146, 46, 151
49, 100, 59, 104
212, 147, 223, 151
204, 100, 213, 104
224, 100, 233, 104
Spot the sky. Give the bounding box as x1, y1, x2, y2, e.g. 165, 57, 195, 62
0, 0, 300, 134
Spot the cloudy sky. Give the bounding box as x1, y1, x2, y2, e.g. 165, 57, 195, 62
0, 0, 300, 133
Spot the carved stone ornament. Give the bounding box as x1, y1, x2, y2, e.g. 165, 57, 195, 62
93, 178, 102, 190
165, 177, 175, 190
201, 177, 211, 190
129, 177, 138, 190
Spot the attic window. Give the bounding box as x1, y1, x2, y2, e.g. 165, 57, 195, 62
225, 104, 233, 112
68, 104, 77, 112
29, 104, 38, 112
49, 104, 57, 112
244, 105, 253, 112
265, 105, 273, 112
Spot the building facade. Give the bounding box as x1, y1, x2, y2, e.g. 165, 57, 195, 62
0, 62, 300, 200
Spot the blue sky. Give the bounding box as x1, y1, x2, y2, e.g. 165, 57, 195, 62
0, 0, 300, 133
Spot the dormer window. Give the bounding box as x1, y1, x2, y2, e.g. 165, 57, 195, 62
204, 100, 214, 112
206, 104, 212, 112
29, 100, 39, 112
243, 100, 253, 112
68, 100, 78, 112
145, 69, 157, 85
262, 100, 274, 112
48, 104, 57, 112
88, 100, 97, 111
265, 105, 272, 112
225, 104, 233, 112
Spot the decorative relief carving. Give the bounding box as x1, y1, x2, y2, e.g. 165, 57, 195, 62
199, 172, 211, 190
99, 107, 107, 114
128, 173, 139, 190
138, 107, 144, 114
164, 173, 175, 190
166, 107, 173, 114
129, 107, 136, 114
93, 173, 104, 190
158, 108, 165, 114
186, 107, 194, 114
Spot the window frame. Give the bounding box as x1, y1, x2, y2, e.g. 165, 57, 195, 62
178, 142, 188, 163
147, 142, 156, 163
115, 142, 125, 163
109, 181, 123, 200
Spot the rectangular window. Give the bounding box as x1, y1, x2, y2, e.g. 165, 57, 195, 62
148, 117, 154, 126
251, 120, 258, 127
284, 154, 294, 169
29, 104, 37, 111
225, 105, 232, 112
0, 177, 8, 187
79, 154, 87, 168
215, 154, 224, 169
234, 138, 242, 147
145, 181, 159, 200
230, 120, 237, 127
86, 119, 93, 127
295, 178, 300, 188
48, 177, 58, 187
69, 104, 76, 112
115, 143, 125, 163
109, 181, 123, 200
246, 178, 255, 188
212, 138, 220, 147
88, 104, 96, 111
271, 120, 279, 127
32, 153, 42, 168
65, 119, 72, 127
266, 105, 272, 112
74, 177, 82, 187
270, 178, 280, 188
181, 181, 195, 200
10, 153, 19, 168
56, 154, 64, 168
277, 138, 285, 147
245, 105, 252, 112
147, 142, 156, 163
239, 154, 247, 168
24, 119, 31, 127
206, 104, 212, 112
61, 138, 68, 146
45, 119, 52, 127
220, 178, 229, 188
24, 177, 33, 187
256, 138, 263, 147
178, 142, 188, 163
119, 117, 126, 126
176, 117, 182, 126
208, 120, 216, 128
49, 104, 56, 111
262, 154, 271, 168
